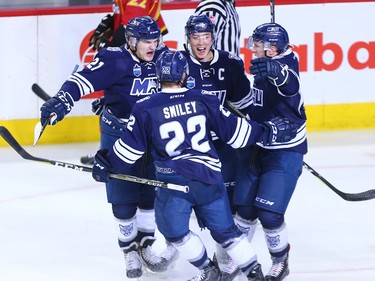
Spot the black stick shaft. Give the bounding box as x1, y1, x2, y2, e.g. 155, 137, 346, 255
0, 126, 188, 193
224, 101, 375, 202
31, 83, 52, 101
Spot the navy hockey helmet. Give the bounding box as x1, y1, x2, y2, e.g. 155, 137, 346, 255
247, 23, 289, 53
156, 50, 189, 83
185, 15, 214, 38
125, 16, 161, 47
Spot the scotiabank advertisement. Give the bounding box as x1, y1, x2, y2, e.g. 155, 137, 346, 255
0, 1, 374, 126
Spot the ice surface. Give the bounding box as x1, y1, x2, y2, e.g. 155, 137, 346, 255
0, 130, 374, 280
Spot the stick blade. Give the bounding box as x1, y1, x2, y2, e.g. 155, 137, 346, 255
0, 126, 34, 159
341, 189, 375, 202
33, 122, 42, 146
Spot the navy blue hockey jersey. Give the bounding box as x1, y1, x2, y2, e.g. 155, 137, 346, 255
59, 45, 167, 119
182, 49, 252, 112
108, 88, 263, 184
250, 49, 308, 154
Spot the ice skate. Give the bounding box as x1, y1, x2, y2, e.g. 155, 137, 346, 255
215, 243, 231, 265
246, 262, 265, 281
139, 237, 168, 272
123, 243, 143, 278
187, 259, 222, 281
220, 257, 241, 281
265, 252, 289, 281
160, 241, 179, 269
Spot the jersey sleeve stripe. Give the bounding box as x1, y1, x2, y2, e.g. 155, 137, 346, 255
67, 73, 95, 97
113, 139, 144, 164
227, 117, 251, 149
230, 92, 253, 110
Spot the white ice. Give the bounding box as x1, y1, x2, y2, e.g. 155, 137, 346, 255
0, 129, 374, 281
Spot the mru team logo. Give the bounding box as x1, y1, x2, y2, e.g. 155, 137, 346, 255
130, 77, 159, 96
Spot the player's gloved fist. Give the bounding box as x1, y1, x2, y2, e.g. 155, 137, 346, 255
40, 91, 74, 125
261, 117, 298, 145
91, 96, 105, 116
250, 57, 289, 87
92, 149, 113, 183
89, 14, 114, 51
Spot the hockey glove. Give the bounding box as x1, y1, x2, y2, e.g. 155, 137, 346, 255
89, 14, 114, 51
40, 91, 74, 125
261, 117, 297, 145
250, 57, 289, 87
92, 149, 113, 183
91, 96, 105, 116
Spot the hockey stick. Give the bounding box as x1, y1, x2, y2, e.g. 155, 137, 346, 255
302, 162, 375, 201
270, 0, 275, 23
31, 84, 54, 146
32, 65, 80, 144
224, 101, 375, 201
32, 64, 79, 102
31, 83, 51, 102
0, 126, 189, 193
33, 113, 56, 146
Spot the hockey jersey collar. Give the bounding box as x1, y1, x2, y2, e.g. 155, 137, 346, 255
189, 49, 219, 65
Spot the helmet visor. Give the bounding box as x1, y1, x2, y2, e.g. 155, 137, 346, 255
246, 36, 272, 51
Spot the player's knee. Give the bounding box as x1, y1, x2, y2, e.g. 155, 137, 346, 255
235, 205, 258, 221
258, 209, 284, 229
112, 203, 138, 220
234, 213, 258, 242
210, 223, 242, 244
138, 200, 154, 210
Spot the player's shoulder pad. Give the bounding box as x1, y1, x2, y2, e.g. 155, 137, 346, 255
96, 46, 125, 59
99, 46, 123, 54
216, 49, 241, 61
106, 47, 123, 52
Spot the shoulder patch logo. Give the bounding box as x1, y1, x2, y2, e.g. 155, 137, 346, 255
186, 76, 196, 89
133, 64, 142, 77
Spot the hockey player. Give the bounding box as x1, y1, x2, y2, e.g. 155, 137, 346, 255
91, 49, 298, 281
233, 23, 308, 281
182, 14, 251, 279
39, 16, 177, 279
182, 14, 252, 210
89, 0, 168, 51
81, 0, 169, 165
